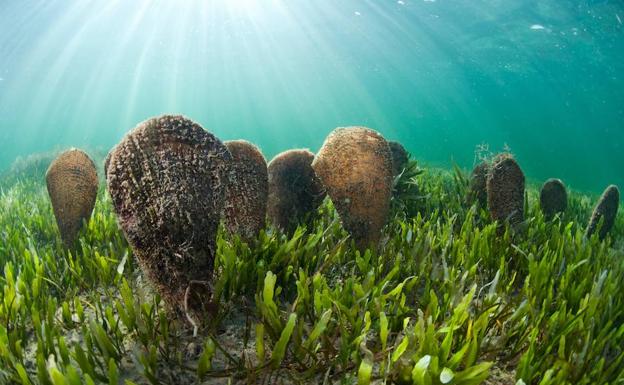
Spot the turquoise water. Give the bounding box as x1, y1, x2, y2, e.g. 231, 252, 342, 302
0, 0, 622, 193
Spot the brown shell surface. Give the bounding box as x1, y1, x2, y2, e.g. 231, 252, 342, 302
267, 149, 326, 234
106, 115, 231, 318
388, 141, 409, 176
46, 149, 98, 246
223, 140, 268, 241
467, 161, 490, 208
312, 127, 393, 250
486, 156, 525, 227
540, 178, 568, 219
103, 151, 112, 177
586, 185, 620, 240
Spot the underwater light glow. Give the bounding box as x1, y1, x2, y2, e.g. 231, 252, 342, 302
0, 0, 623, 193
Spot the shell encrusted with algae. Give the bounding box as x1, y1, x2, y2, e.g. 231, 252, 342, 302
388, 141, 409, 177
312, 127, 393, 251
586, 185, 620, 241
223, 140, 268, 241
540, 178, 568, 219
46, 149, 99, 246
106, 115, 230, 321
467, 161, 490, 208
486, 155, 525, 228
267, 149, 326, 234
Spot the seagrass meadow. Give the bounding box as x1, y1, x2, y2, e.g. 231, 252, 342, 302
0, 154, 622, 385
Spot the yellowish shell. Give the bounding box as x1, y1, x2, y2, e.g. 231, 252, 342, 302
46, 149, 98, 246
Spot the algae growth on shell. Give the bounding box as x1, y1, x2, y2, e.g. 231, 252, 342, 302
106, 115, 231, 323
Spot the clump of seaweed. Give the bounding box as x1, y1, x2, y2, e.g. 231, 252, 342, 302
388, 140, 409, 177
312, 126, 393, 250
106, 115, 231, 325
466, 161, 490, 209
585, 185, 620, 240
540, 178, 568, 219
223, 140, 268, 242
486, 153, 525, 228
46, 149, 99, 246
267, 149, 326, 234
391, 159, 425, 218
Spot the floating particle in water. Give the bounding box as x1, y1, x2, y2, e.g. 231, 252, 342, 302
354, 11, 361, 16
313, 127, 393, 251
586, 185, 620, 241
106, 115, 230, 325
46, 149, 98, 246
617, 14, 622, 25
487, 154, 525, 229
267, 149, 326, 235
540, 178, 568, 220
223, 140, 268, 242
530, 24, 545, 30
423, 0, 436, 3
398, 0, 405, 5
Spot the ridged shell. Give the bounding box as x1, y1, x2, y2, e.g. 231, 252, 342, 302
267, 149, 326, 234
106, 115, 230, 320
586, 185, 620, 240
539, 178, 568, 219
312, 127, 393, 251
388, 141, 409, 177
223, 140, 268, 242
46, 149, 98, 246
467, 161, 490, 209
486, 155, 525, 228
